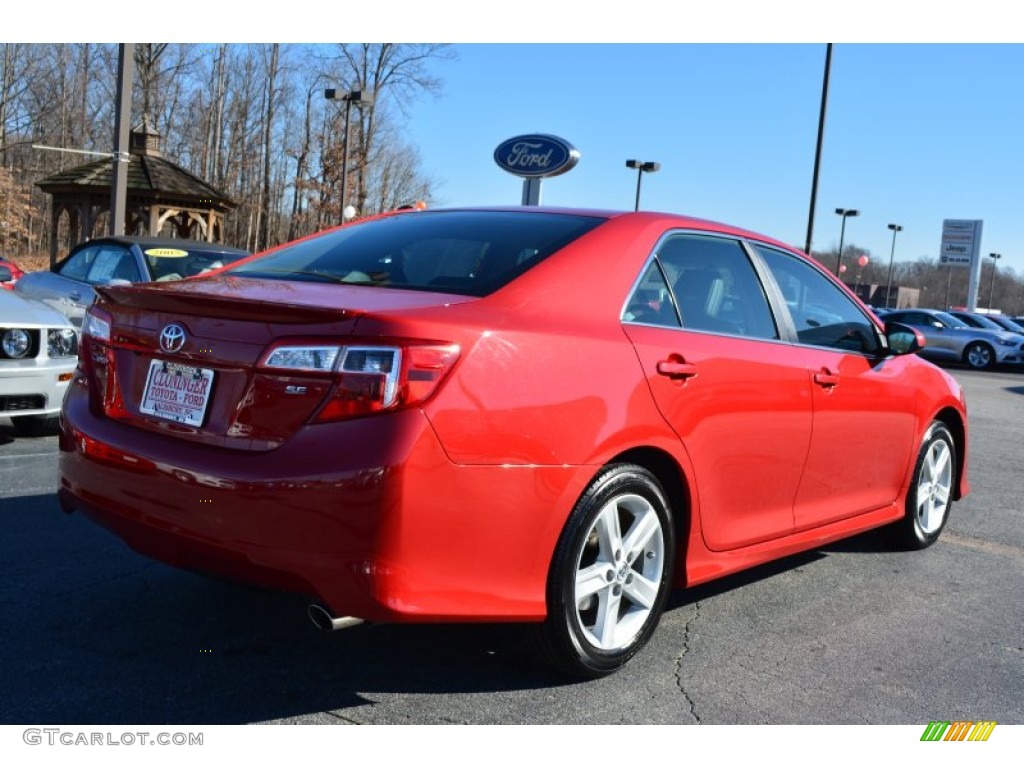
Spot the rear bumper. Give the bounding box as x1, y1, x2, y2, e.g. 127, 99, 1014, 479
59, 383, 578, 622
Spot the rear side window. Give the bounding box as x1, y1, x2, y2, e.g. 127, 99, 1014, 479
624, 233, 778, 340
230, 211, 606, 296
60, 245, 139, 285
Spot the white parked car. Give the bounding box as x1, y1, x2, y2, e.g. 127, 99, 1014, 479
0, 284, 78, 436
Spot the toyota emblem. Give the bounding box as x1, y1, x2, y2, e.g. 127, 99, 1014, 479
159, 323, 187, 353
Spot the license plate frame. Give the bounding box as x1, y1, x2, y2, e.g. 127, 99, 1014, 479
139, 359, 215, 427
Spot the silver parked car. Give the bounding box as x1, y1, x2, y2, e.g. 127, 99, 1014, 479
880, 308, 1024, 370
15, 236, 249, 328
0, 278, 78, 436
947, 310, 1024, 343
980, 314, 1024, 335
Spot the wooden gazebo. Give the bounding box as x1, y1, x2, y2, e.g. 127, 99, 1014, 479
36, 122, 236, 263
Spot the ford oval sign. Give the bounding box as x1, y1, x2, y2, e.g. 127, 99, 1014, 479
494, 134, 580, 179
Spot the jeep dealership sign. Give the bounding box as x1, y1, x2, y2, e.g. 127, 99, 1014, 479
939, 219, 982, 268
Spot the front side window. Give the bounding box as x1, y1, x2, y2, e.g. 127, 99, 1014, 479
886, 311, 924, 326
753, 244, 881, 355
623, 234, 778, 339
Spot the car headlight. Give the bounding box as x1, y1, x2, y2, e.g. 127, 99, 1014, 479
997, 338, 1016, 347
47, 327, 78, 358
2, 328, 31, 358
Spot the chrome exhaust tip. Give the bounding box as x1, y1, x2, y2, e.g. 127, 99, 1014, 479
308, 603, 364, 632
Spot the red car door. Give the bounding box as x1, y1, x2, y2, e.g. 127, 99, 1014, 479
622, 234, 812, 552
751, 244, 918, 529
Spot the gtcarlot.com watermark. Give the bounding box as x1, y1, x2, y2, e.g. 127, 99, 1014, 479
23, 728, 203, 747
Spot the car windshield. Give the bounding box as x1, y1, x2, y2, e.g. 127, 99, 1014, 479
934, 311, 968, 329
957, 313, 1003, 330
991, 316, 1024, 332
145, 246, 247, 282
228, 210, 606, 296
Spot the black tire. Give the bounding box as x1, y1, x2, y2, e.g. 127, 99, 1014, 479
11, 414, 59, 437
962, 341, 995, 370
529, 463, 676, 678
891, 421, 956, 550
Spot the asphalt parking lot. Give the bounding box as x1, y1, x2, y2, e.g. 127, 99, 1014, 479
1, 367, 1021, 725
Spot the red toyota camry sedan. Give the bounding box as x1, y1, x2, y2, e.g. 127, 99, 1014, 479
58, 207, 968, 677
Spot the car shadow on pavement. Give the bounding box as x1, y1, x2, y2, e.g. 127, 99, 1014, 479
0, 493, 582, 725
665, 548, 826, 612
1, 491, 907, 725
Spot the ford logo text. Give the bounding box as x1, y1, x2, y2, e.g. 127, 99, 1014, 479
493, 134, 580, 179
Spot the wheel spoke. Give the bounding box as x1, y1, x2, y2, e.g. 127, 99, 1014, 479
594, 501, 623, 560
576, 562, 611, 602
931, 443, 951, 480
622, 507, 661, 564
622, 571, 659, 609
919, 496, 935, 532
594, 586, 622, 648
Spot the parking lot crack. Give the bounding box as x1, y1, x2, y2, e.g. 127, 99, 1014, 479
325, 711, 363, 724
673, 600, 701, 723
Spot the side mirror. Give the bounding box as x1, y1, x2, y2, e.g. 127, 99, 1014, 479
885, 322, 925, 355
0, 265, 12, 283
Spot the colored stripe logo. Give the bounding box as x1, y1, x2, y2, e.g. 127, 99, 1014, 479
921, 721, 997, 741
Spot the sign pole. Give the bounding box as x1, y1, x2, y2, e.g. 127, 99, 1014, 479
521, 178, 542, 206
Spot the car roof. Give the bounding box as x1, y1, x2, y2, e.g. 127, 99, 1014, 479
419, 206, 804, 255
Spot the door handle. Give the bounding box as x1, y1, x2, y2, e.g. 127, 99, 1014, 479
656, 359, 698, 380
813, 369, 840, 388
68, 291, 81, 301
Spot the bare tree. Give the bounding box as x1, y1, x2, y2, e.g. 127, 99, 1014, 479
257, 44, 281, 251
0, 43, 456, 261
309, 44, 454, 221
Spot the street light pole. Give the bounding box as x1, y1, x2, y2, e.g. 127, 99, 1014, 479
885, 223, 902, 308
804, 43, 832, 255
625, 159, 660, 211
834, 208, 859, 277
325, 88, 375, 225
988, 252, 1002, 310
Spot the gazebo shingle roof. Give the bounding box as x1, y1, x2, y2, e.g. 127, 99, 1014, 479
37, 137, 235, 210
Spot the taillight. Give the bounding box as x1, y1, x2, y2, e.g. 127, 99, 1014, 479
80, 306, 125, 417
259, 341, 459, 422
82, 306, 112, 343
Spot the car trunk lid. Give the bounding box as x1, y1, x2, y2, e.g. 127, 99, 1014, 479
85, 278, 473, 450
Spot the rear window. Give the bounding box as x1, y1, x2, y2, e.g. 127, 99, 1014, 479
228, 210, 606, 296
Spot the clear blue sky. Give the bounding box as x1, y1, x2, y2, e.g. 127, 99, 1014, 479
405, 43, 1024, 275
49, 4, 1024, 276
